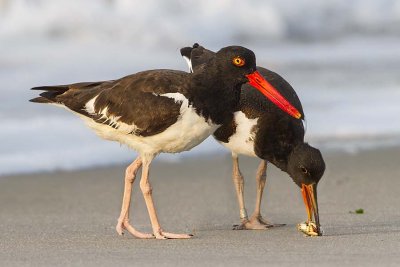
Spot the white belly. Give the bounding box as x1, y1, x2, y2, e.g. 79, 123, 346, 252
79, 93, 218, 155
219, 111, 258, 157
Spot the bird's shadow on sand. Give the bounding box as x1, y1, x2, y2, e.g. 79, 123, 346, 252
320, 223, 400, 237
192, 222, 400, 237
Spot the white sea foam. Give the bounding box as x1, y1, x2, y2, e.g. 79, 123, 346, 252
1, 0, 400, 45
1, 0, 400, 175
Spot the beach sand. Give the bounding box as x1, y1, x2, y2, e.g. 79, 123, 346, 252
1, 148, 400, 266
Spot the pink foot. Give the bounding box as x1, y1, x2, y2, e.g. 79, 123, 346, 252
154, 229, 193, 239
233, 215, 285, 230
116, 220, 154, 239
257, 215, 285, 227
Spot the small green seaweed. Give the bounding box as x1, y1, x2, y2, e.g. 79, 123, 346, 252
349, 208, 364, 214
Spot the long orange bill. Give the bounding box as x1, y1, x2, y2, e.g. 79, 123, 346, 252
301, 184, 321, 235
246, 71, 302, 119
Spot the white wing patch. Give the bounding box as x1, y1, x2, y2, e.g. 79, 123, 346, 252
159, 92, 187, 103
84, 95, 98, 114
183, 56, 193, 73
220, 111, 258, 157
78, 93, 217, 155
83, 95, 139, 134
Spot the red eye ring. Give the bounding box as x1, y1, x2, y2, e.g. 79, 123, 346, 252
232, 56, 245, 67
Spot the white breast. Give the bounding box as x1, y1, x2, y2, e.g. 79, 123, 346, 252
219, 111, 258, 157
78, 93, 218, 155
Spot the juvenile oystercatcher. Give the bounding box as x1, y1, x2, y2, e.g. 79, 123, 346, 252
30, 46, 301, 239
181, 44, 325, 236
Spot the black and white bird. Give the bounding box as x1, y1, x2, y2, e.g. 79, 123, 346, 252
181, 44, 325, 235
30, 46, 301, 239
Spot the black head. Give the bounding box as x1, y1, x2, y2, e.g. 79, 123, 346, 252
214, 46, 257, 84
287, 143, 325, 236
179, 43, 199, 60
180, 43, 215, 73
287, 143, 325, 187
180, 43, 302, 119
181, 44, 256, 83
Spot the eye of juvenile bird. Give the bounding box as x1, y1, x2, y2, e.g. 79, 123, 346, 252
232, 56, 245, 67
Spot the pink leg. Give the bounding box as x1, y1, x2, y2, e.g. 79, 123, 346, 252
232, 156, 268, 230
140, 155, 192, 239
231, 154, 248, 223
116, 157, 154, 239
233, 159, 283, 230
249, 160, 284, 228
248, 160, 273, 226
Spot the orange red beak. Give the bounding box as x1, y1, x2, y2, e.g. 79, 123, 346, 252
246, 71, 302, 119
301, 183, 321, 235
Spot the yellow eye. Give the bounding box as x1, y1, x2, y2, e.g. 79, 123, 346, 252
232, 56, 245, 67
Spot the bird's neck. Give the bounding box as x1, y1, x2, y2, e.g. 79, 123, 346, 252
269, 157, 289, 173
188, 69, 242, 125
269, 146, 300, 180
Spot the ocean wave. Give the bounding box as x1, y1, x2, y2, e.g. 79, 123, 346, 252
1, 2, 400, 175
1, 0, 400, 45
1, 96, 400, 176
0, 115, 223, 176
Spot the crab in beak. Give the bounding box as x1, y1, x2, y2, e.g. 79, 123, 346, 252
298, 183, 322, 236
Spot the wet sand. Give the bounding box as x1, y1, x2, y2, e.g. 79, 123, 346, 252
1, 148, 400, 266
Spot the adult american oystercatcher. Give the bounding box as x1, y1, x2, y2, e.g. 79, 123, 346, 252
181, 44, 325, 236
30, 46, 302, 239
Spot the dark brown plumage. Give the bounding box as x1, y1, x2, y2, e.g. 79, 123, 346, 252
31, 45, 300, 239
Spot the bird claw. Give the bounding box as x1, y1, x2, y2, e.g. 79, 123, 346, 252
154, 230, 193, 239
255, 215, 286, 228
232, 222, 270, 230
233, 215, 283, 230
116, 220, 154, 239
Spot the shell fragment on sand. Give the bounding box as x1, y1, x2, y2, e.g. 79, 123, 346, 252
297, 222, 322, 237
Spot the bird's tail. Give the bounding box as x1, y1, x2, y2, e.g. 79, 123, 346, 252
29, 85, 70, 104
30, 81, 109, 104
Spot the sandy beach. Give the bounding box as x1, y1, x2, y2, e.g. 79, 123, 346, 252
1, 148, 400, 266
3, 1, 400, 266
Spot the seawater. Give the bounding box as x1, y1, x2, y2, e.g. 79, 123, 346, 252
1, 0, 400, 175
